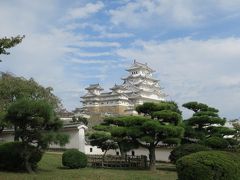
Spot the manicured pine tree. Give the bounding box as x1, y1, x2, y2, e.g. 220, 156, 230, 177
5, 99, 68, 173
90, 101, 184, 171
182, 101, 236, 149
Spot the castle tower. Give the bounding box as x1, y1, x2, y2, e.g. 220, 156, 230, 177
80, 60, 166, 125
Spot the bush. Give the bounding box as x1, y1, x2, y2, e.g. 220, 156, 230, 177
176, 151, 240, 180
0, 142, 43, 171
169, 144, 210, 163
205, 136, 229, 149
62, 149, 87, 169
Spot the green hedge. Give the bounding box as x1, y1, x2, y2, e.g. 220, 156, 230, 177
169, 144, 210, 163
62, 149, 87, 169
0, 142, 43, 171
205, 137, 229, 149
176, 151, 240, 180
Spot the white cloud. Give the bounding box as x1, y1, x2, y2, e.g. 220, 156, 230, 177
69, 59, 110, 64
116, 37, 240, 118
109, 0, 202, 28
77, 41, 121, 47
97, 32, 134, 39
75, 51, 111, 57
66, 1, 104, 20
109, 0, 240, 29
0, 1, 85, 110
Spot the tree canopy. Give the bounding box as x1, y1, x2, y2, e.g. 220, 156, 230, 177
182, 101, 236, 148
90, 101, 184, 171
72, 116, 88, 125
5, 99, 68, 173
0, 35, 24, 62
0, 73, 62, 134
0, 72, 61, 111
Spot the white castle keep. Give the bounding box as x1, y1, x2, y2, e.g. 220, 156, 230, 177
80, 60, 166, 122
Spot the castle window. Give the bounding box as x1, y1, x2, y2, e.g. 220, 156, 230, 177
116, 152, 119, 156
90, 148, 93, 152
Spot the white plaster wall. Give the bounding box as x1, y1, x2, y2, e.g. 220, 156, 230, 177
85, 145, 104, 154
50, 125, 87, 153
50, 130, 80, 150
86, 145, 172, 162
1, 129, 171, 162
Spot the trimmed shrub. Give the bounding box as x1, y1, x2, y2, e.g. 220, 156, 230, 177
169, 144, 210, 163
0, 142, 43, 171
62, 149, 87, 169
176, 151, 240, 180
205, 136, 229, 149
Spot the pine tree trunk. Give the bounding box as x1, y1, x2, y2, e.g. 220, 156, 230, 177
149, 144, 156, 171
101, 150, 107, 167
25, 157, 34, 174
119, 145, 126, 158
14, 126, 19, 141
23, 145, 34, 173
120, 151, 126, 158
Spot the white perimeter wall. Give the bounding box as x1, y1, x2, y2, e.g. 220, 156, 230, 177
85, 145, 172, 162
1, 128, 172, 162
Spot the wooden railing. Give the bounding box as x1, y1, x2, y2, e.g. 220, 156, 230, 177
87, 154, 148, 169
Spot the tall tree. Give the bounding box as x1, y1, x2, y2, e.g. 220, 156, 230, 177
5, 99, 68, 173
92, 118, 139, 158
0, 72, 61, 136
230, 120, 240, 148
182, 102, 235, 147
88, 131, 118, 166
135, 101, 184, 170
0, 35, 24, 62
91, 101, 184, 171
0, 72, 61, 111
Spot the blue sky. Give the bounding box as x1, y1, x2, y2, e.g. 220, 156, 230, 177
1, 0, 240, 119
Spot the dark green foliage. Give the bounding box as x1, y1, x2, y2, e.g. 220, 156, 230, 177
92, 101, 184, 171
182, 101, 209, 113
62, 149, 87, 169
151, 110, 181, 125
88, 131, 118, 152
0, 73, 62, 135
72, 116, 88, 125
232, 121, 240, 147
182, 102, 235, 147
6, 99, 68, 149
136, 101, 181, 116
0, 142, 42, 171
0, 35, 24, 59
176, 151, 240, 180
0, 111, 7, 133
0, 72, 61, 112
169, 144, 210, 163
205, 136, 229, 149
5, 99, 69, 173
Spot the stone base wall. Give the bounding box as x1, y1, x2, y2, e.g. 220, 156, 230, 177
85, 105, 129, 127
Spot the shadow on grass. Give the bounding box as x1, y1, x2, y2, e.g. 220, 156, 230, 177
36, 168, 53, 173
57, 166, 70, 170
156, 167, 176, 172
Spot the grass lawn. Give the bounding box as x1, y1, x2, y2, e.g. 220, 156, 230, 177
0, 152, 177, 180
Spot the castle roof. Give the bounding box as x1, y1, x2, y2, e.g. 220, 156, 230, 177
121, 74, 159, 82
85, 83, 103, 90
110, 84, 127, 90
126, 60, 155, 73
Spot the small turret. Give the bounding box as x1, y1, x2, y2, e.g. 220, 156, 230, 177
85, 83, 103, 95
